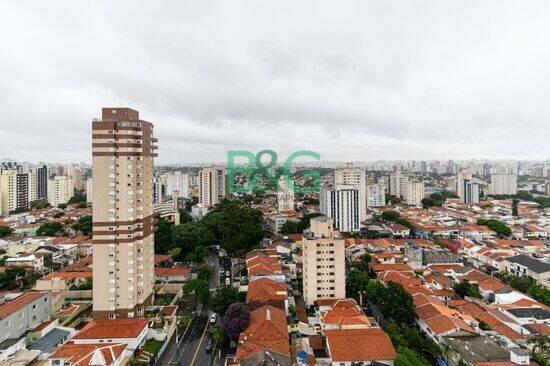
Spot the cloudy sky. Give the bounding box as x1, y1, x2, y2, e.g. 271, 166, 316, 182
1, 1, 549, 164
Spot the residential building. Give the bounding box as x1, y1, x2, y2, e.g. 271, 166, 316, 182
320, 185, 360, 232
0, 291, 51, 344
70, 167, 84, 191
0, 169, 33, 214
366, 183, 386, 207
198, 166, 226, 207
406, 181, 425, 206
277, 175, 294, 212
47, 176, 74, 207
502, 255, 550, 285
165, 170, 189, 198
389, 168, 408, 198
37, 165, 48, 199
324, 328, 397, 365
302, 217, 346, 306
334, 163, 366, 221
91, 107, 157, 319
490, 172, 517, 195
461, 179, 479, 204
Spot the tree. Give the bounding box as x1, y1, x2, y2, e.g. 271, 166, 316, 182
202, 199, 263, 256
72, 215, 92, 236
529, 284, 550, 306
346, 270, 370, 304
172, 221, 215, 257
29, 199, 50, 210
68, 190, 86, 205
382, 210, 401, 222
477, 218, 511, 237
212, 286, 242, 316
198, 263, 212, 281
395, 346, 430, 366
222, 302, 250, 341
186, 246, 209, 262
154, 218, 174, 254
453, 280, 483, 299
528, 336, 549, 366
183, 279, 210, 306
36, 222, 63, 236
381, 282, 416, 326
421, 197, 438, 209
512, 199, 519, 217
58, 203, 68, 210
502, 274, 535, 293
280, 220, 300, 234
178, 209, 193, 224
0, 226, 13, 237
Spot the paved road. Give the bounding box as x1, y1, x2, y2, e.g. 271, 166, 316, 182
156, 311, 209, 366
206, 253, 220, 291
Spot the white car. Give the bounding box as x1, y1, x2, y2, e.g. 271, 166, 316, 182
225, 277, 231, 286
225, 271, 230, 277
210, 313, 217, 324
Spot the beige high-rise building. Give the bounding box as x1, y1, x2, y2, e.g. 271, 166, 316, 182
0, 169, 33, 214
277, 176, 294, 212
198, 166, 226, 207
456, 170, 472, 200
91, 107, 157, 319
406, 181, 425, 207
47, 176, 74, 207
334, 163, 366, 222
490, 173, 517, 195
71, 167, 84, 191
302, 216, 345, 306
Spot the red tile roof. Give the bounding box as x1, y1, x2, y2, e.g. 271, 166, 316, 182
246, 278, 287, 303
0, 291, 47, 320
49, 342, 127, 366
73, 318, 149, 339
320, 299, 370, 328
325, 328, 396, 362
154, 267, 191, 277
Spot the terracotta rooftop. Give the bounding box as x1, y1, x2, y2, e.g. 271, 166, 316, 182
246, 277, 287, 303
73, 318, 149, 339
325, 328, 396, 362
154, 267, 191, 277
49, 342, 127, 366
320, 299, 370, 328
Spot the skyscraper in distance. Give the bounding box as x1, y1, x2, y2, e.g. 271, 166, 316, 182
91, 107, 157, 319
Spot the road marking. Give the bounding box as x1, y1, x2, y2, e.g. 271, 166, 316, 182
167, 316, 197, 364
190, 316, 210, 366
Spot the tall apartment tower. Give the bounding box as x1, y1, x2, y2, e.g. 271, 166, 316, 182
277, 176, 294, 212
92, 107, 157, 319
366, 184, 386, 207
334, 163, 366, 222
37, 165, 48, 199
302, 217, 345, 306
461, 180, 479, 204
456, 170, 472, 200
389, 168, 409, 199
199, 167, 226, 207
47, 176, 74, 207
406, 181, 425, 206
490, 173, 517, 195
320, 185, 360, 232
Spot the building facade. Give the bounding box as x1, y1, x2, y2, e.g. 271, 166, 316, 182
302, 217, 345, 306
389, 168, 409, 199
320, 185, 361, 232
406, 181, 425, 206
198, 166, 226, 207
366, 183, 386, 207
91, 107, 156, 319
37, 165, 48, 199
277, 176, 294, 212
47, 176, 74, 207
334, 164, 366, 222
490, 173, 517, 195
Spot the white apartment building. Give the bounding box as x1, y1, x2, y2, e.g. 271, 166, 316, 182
199, 167, 226, 207
490, 173, 517, 195
277, 176, 294, 212
166, 171, 189, 198
320, 185, 360, 232
302, 217, 346, 306
389, 169, 409, 199
334, 163, 366, 222
0, 169, 35, 215
406, 181, 425, 206
91, 107, 156, 319
366, 184, 386, 207
47, 176, 74, 207
456, 170, 472, 200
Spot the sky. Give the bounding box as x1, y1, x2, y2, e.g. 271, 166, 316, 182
1, 1, 549, 164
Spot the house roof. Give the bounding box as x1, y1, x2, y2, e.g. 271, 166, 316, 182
320, 299, 370, 328
73, 318, 149, 339
154, 267, 191, 277
49, 342, 127, 366
505, 255, 550, 274
325, 328, 396, 362
0, 291, 47, 320
236, 305, 290, 362
246, 278, 287, 303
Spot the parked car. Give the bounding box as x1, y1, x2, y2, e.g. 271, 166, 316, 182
225, 270, 230, 277
205, 338, 213, 353
210, 313, 217, 324
225, 277, 231, 286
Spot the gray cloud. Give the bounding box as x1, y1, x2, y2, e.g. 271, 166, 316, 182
0, 0, 549, 164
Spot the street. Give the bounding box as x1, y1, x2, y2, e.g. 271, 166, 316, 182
156, 251, 223, 366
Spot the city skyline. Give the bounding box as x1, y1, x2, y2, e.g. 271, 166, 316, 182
1, 1, 550, 163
